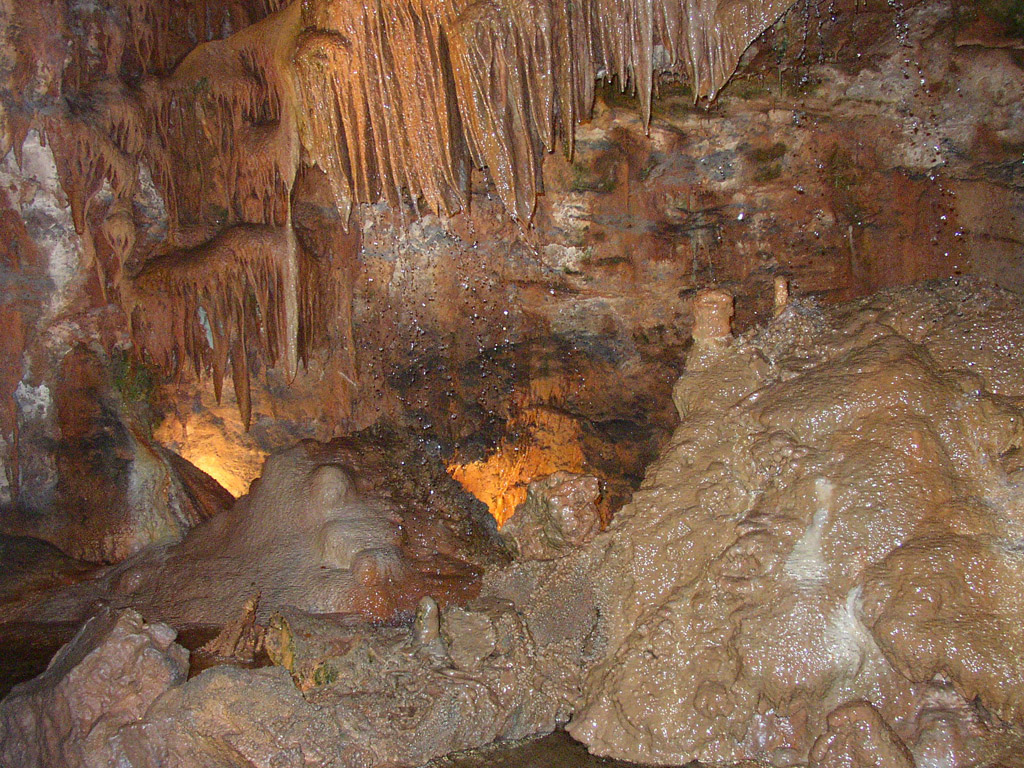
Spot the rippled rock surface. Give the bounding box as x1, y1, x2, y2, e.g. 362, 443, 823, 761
570, 279, 1024, 765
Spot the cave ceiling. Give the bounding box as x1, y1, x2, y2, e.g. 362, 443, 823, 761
0, 0, 794, 421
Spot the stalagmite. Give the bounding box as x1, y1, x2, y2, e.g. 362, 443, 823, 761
691, 286, 734, 342
774, 276, 790, 316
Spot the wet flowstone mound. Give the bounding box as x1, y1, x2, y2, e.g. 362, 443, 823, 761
571, 278, 1024, 766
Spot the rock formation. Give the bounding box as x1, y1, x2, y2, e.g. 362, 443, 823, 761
113, 437, 504, 625
0, 0, 1023, 760
5, 279, 1024, 768
6, 428, 506, 628
500, 470, 601, 560
0, 0, 797, 435
0, 608, 188, 768
1, 346, 232, 562
0, 572, 595, 768
570, 279, 1024, 764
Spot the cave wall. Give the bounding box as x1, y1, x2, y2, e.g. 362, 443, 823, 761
169, 0, 1023, 502
0, 0, 1022, 548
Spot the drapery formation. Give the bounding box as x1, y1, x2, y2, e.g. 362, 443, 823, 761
295, 0, 794, 223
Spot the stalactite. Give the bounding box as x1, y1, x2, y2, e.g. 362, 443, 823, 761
295, 0, 794, 223
123, 0, 289, 74
50, 84, 146, 235
4, 0, 793, 426
142, 32, 295, 234
127, 223, 300, 427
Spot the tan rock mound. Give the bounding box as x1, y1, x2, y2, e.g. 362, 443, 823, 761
0, 608, 187, 768
100, 437, 503, 625
569, 279, 1024, 765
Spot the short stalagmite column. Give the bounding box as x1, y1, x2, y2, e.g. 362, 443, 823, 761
692, 288, 734, 343
774, 276, 790, 317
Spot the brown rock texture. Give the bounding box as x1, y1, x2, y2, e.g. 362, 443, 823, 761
809, 701, 915, 768
0, 608, 188, 768
569, 278, 1024, 764
501, 471, 602, 560
0, 574, 594, 768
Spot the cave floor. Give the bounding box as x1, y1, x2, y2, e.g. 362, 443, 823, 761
425, 729, 662, 768
0, 622, 661, 767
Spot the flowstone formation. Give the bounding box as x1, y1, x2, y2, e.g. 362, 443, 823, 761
499, 470, 602, 560
82, 432, 507, 626
570, 278, 1024, 765
0, 426, 507, 635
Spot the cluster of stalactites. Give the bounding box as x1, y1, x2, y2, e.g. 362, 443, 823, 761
295, 0, 793, 223
122, 0, 289, 75
144, 40, 295, 235
122, 6, 314, 426
127, 224, 300, 429
5, 0, 792, 427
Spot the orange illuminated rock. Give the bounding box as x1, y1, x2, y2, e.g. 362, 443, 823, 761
448, 406, 587, 526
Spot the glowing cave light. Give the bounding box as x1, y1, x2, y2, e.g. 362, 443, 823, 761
447, 406, 586, 527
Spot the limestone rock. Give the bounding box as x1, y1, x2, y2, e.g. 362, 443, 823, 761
8, 429, 505, 631
113, 587, 594, 768
115, 665, 351, 768
3, 347, 233, 563
569, 280, 1024, 765
0, 608, 188, 768
414, 595, 442, 645
105, 442, 412, 624
194, 593, 263, 665
809, 702, 915, 768
500, 471, 601, 560
861, 533, 1024, 725
60, 436, 501, 629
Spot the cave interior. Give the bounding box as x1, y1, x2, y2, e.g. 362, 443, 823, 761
0, 0, 1023, 764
